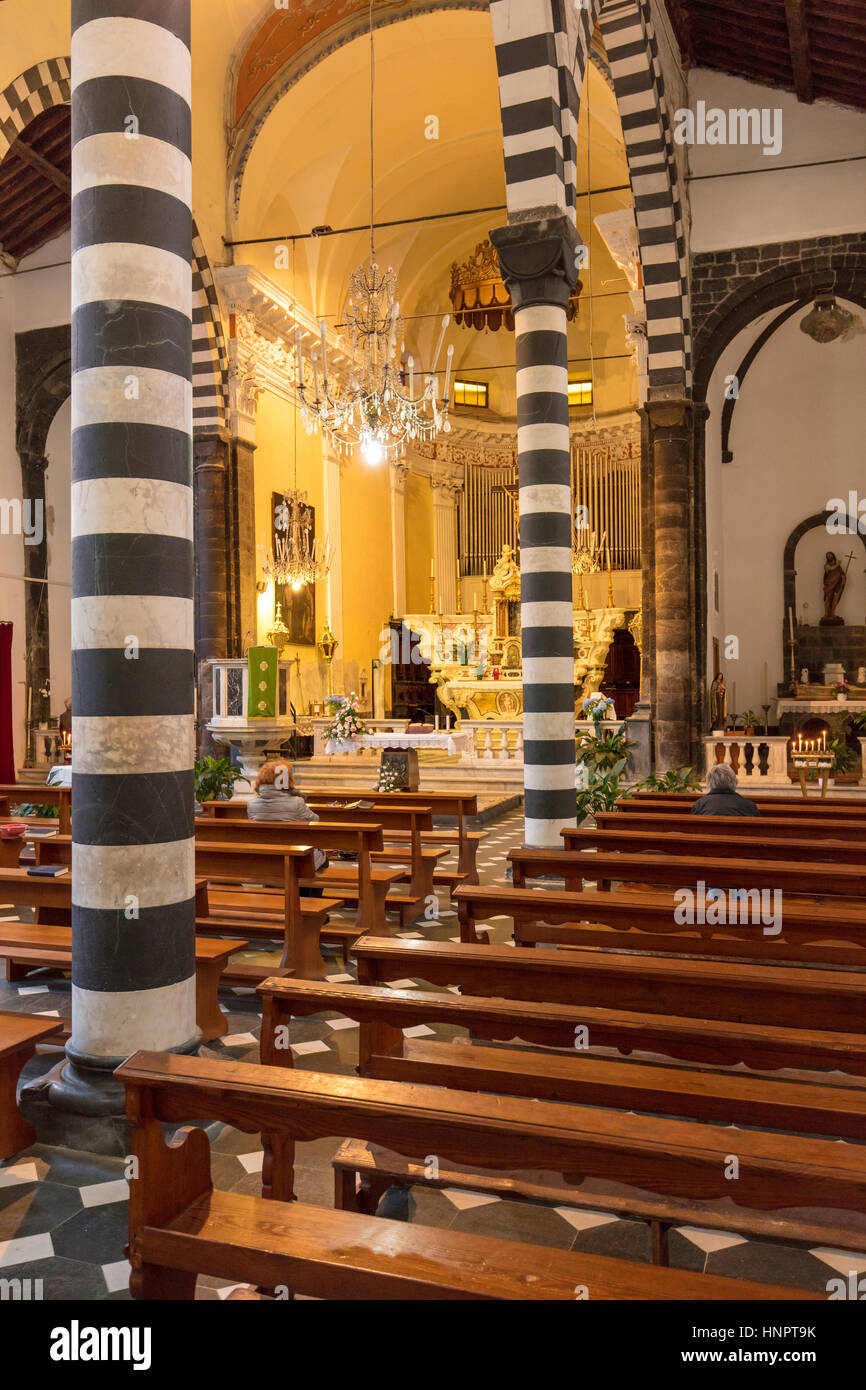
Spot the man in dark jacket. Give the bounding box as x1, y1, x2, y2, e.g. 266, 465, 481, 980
691, 763, 760, 816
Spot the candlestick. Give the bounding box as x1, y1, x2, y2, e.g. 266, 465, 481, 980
455, 558, 462, 614
429, 575, 436, 615
482, 572, 489, 615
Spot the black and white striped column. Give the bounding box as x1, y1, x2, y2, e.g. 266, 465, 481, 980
491, 219, 578, 848
56, 0, 196, 1109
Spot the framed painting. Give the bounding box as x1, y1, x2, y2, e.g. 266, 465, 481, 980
272, 489, 316, 645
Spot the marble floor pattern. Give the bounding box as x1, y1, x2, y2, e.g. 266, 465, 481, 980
1, 809, 864, 1301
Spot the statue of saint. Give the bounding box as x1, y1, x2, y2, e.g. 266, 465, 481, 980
491, 543, 520, 591
822, 551, 848, 622
709, 671, 727, 730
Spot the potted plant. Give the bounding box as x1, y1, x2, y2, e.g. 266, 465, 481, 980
638, 766, 702, 793
194, 755, 243, 810
828, 732, 859, 783
740, 708, 760, 736
833, 680, 849, 703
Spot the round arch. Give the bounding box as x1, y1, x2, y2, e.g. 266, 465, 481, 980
0, 57, 70, 163
783, 510, 866, 631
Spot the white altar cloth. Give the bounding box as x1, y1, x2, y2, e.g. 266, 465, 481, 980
777, 699, 866, 715
325, 732, 469, 756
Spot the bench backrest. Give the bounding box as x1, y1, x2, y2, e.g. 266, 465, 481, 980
293, 789, 478, 818
194, 842, 317, 887
194, 818, 384, 855
593, 812, 866, 840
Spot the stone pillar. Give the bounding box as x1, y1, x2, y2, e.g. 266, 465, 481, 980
642, 399, 706, 771
55, 0, 197, 1114
431, 480, 460, 614
388, 460, 408, 617
491, 216, 579, 848
19, 451, 50, 764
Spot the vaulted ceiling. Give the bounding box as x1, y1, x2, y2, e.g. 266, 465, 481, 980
665, 0, 866, 111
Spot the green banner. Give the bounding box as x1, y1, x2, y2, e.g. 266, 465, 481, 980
247, 646, 278, 718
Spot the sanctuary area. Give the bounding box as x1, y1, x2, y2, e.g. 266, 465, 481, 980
0, 0, 865, 1331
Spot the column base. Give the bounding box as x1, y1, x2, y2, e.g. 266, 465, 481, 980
20, 1031, 202, 1156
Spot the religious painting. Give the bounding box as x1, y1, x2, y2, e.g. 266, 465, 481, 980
272, 490, 316, 645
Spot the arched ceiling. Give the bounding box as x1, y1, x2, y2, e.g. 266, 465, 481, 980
234, 9, 638, 420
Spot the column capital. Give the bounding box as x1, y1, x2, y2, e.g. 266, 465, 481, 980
640, 398, 710, 433
490, 214, 581, 312
389, 459, 410, 490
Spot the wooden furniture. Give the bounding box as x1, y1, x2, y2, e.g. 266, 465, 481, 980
116, 1049, 821, 1300
454, 881, 866, 947
562, 825, 866, 865
594, 810, 866, 841
352, 935, 866, 1074
0, 922, 246, 1042
257, 976, 866, 1258
509, 846, 866, 902
0, 1011, 63, 1158
619, 794, 866, 819
0, 783, 71, 835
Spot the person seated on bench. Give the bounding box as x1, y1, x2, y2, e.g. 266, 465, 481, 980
248, 762, 328, 891
691, 763, 760, 818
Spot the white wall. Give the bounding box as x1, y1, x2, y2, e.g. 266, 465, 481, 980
687, 70, 866, 253
45, 395, 71, 720
0, 232, 70, 768
705, 299, 866, 716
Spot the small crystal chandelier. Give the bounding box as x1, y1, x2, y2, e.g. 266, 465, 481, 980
258, 490, 333, 592
295, 1, 453, 465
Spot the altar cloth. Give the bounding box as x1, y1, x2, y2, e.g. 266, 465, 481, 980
325, 732, 470, 756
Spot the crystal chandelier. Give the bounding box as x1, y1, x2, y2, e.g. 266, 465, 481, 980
259, 489, 333, 592
295, 1, 453, 465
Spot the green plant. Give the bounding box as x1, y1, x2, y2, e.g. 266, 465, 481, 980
638, 766, 702, 793
576, 758, 634, 822
828, 735, 858, 776
13, 768, 63, 818
576, 724, 636, 774
740, 709, 760, 730
848, 710, 866, 733
194, 755, 243, 804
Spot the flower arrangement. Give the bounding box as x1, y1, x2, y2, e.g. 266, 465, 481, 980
581, 692, 616, 727
832, 680, 849, 695
324, 693, 369, 742
376, 766, 403, 793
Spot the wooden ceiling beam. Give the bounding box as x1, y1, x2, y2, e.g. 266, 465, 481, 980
784, 0, 815, 103
10, 136, 71, 196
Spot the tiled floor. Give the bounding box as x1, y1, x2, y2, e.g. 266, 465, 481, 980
1, 809, 864, 1300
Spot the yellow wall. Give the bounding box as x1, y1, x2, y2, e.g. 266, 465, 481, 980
338, 454, 393, 697
404, 472, 433, 614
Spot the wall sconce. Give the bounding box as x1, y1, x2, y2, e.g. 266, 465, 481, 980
256, 578, 269, 594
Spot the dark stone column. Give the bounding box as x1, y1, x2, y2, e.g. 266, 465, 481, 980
491, 214, 579, 847
642, 399, 707, 771
194, 434, 229, 755
49, 0, 197, 1119
19, 452, 50, 763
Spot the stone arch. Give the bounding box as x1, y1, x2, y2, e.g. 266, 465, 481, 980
0, 57, 70, 162
783, 511, 866, 634
489, 0, 690, 396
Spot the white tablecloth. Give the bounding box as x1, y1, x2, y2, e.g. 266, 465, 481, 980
777, 699, 866, 715
325, 732, 469, 756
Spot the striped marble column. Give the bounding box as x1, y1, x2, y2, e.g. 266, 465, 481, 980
491, 219, 579, 847
55, 0, 196, 1111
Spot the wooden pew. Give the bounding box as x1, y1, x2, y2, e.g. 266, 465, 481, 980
0, 783, 71, 834
116, 1049, 822, 1300
619, 793, 866, 820
509, 845, 866, 903
354, 927, 866, 1037
0, 922, 247, 1042
257, 976, 866, 1257
595, 810, 866, 842
0, 1011, 63, 1158
26, 840, 331, 978
562, 825, 866, 865
454, 880, 866, 948
194, 818, 401, 937
203, 789, 485, 884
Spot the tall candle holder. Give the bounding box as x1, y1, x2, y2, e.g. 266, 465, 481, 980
761, 703, 771, 736
429, 576, 437, 615
455, 560, 462, 614
481, 572, 489, 615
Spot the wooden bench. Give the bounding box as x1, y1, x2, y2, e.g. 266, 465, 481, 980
620, 793, 866, 819
204, 789, 485, 884
595, 810, 866, 841
351, 934, 866, 1073
0, 783, 71, 835
454, 881, 866, 949
194, 818, 400, 936
509, 845, 866, 902
257, 976, 866, 1259
0, 1011, 64, 1158
116, 1049, 820, 1300
563, 824, 866, 865
0, 922, 248, 1043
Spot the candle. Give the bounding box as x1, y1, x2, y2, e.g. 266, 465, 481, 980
408, 354, 414, 400
435, 714, 439, 730
762, 662, 768, 704
430, 559, 435, 579
788, 608, 795, 642
473, 596, 478, 613
732, 682, 736, 714
431, 315, 448, 376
